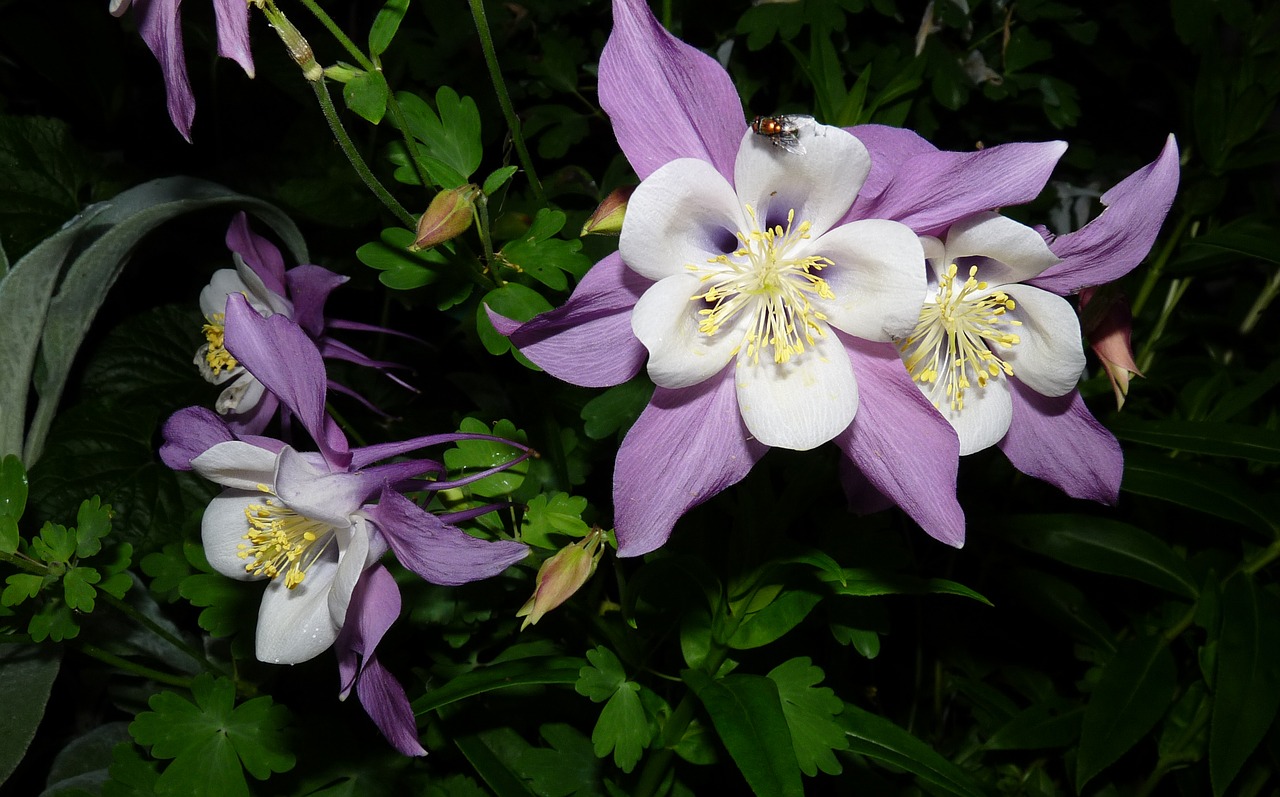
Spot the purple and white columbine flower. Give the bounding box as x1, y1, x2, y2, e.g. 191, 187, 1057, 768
198, 212, 410, 435
166, 294, 529, 756
492, 0, 1070, 554
109, 0, 253, 141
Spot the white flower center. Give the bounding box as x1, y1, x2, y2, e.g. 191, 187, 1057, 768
899, 262, 1022, 411
689, 205, 834, 365
238, 486, 335, 589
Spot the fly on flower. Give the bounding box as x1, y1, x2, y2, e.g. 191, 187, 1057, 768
750, 114, 814, 155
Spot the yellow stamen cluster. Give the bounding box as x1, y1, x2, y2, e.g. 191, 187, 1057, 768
238, 487, 333, 589
900, 262, 1022, 411
201, 313, 237, 375
690, 205, 834, 365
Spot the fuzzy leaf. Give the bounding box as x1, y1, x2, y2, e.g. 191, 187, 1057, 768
0, 645, 61, 784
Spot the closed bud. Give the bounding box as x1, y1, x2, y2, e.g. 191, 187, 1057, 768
1080, 286, 1142, 410
580, 186, 634, 237
412, 184, 481, 251
517, 529, 607, 630
323, 62, 362, 84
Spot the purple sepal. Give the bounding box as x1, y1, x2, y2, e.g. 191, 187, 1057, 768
364, 489, 529, 586
836, 456, 895, 516
224, 391, 279, 437
159, 406, 234, 469
287, 265, 349, 338
844, 124, 938, 203
599, 0, 744, 181
320, 338, 406, 372
133, 0, 195, 141
334, 566, 426, 757
1031, 135, 1181, 296
327, 318, 427, 345
998, 381, 1123, 504
212, 0, 254, 77
613, 370, 769, 557
223, 293, 352, 471
845, 140, 1068, 237
226, 212, 287, 298
489, 253, 650, 388
350, 432, 527, 470
834, 339, 966, 548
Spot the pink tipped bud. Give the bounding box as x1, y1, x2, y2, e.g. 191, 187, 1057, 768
517, 529, 607, 630
412, 185, 481, 251
1080, 286, 1143, 410
580, 187, 634, 237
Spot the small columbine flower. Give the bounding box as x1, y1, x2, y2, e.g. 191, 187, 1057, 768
165, 294, 530, 755
897, 212, 1086, 454
110, 0, 253, 141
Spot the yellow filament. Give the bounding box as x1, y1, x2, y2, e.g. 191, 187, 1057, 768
237, 496, 334, 589
201, 313, 237, 374
900, 263, 1021, 411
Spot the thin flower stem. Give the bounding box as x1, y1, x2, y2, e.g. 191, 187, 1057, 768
1137, 277, 1190, 374
1132, 211, 1191, 319
0, 549, 47, 575
79, 643, 194, 690
99, 591, 227, 677
472, 194, 501, 284
467, 0, 545, 203
311, 80, 418, 228
295, 0, 375, 71
1238, 266, 1280, 337
661, 0, 673, 29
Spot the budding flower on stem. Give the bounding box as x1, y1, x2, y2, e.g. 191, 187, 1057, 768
580, 186, 634, 236
253, 0, 323, 82
1080, 286, 1143, 410
517, 529, 608, 629
412, 185, 482, 251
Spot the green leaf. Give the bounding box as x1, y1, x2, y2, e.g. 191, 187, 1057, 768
28, 600, 80, 642
0, 573, 42, 606
996, 514, 1198, 598
683, 671, 803, 797
441, 418, 530, 498
482, 166, 519, 196
580, 379, 652, 440
517, 724, 603, 797
839, 703, 988, 797
476, 283, 553, 358
728, 589, 822, 649
984, 703, 1083, 751
356, 227, 446, 290
1209, 574, 1280, 796
0, 644, 61, 785
43, 721, 133, 796
1109, 417, 1280, 463
102, 742, 161, 797
0, 116, 95, 261
1122, 449, 1278, 535
75, 495, 113, 558
33, 522, 75, 564
1006, 569, 1116, 652
453, 728, 538, 797
343, 70, 390, 125
0, 454, 26, 554
593, 682, 647, 772
1076, 635, 1177, 791
411, 657, 584, 715
575, 646, 627, 703
498, 209, 592, 291
767, 657, 848, 777
178, 573, 257, 639
818, 568, 992, 605
368, 0, 409, 57
17, 178, 305, 466
521, 492, 590, 549
130, 675, 293, 796
394, 87, 482, 186
62, 566, 101, 612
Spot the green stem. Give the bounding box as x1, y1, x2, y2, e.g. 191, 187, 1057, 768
99, 591, 226, 677
1132, 212, 1191, 318
1136, 277, 1190, 375
633, 643, 730, 797
384, 91, 434, 190
467, 0, 545, 203
296, 0, 375, 71
311, 80, 418, 228
0, 549, 48, 575
79, 643, 194, 689
661, 0, 673, 30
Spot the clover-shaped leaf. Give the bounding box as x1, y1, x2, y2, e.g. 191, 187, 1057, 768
75, 496, 112, 558
442, 418, 530, 498
129, 674, 294, 797
522, 492, 590, 549
498, 209, 591, 290
767, 657, 848, 777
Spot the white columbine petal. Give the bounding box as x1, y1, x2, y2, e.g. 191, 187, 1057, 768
255, 542, 344, 665
201, 490, 263, 580
946, 375, 1013, 455
999, 284, 1087, 396
632, 273, 744, 388
732, 123, 871, 237
620, 158, 744, 281
274, 447, 369, 529
809, 219, 927, 342
736, 330, 858, 450
941, 212, 1060, 285
191, 440, 278, 490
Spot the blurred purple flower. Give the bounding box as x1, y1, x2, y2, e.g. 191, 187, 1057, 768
491, 0, 1069, 554
196, 212, 412, 435
109, 0, 253, 141
165, 294, 529, 755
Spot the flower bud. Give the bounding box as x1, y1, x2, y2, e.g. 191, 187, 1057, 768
1080, 286, 1142, 410
255, 0, 323, 82
580, 186, 634, 237
323, 63, 362, 84
517, 529, 607, 630
411, 185, 481, 251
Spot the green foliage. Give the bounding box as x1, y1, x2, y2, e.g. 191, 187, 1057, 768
575, 647, 649, 773
521, 492, 590, 549
393, 87, 483, 188
128, 674, 294, 797
442, 418, 531, 498
766, 657, 848, 777
497, 209, 592, 291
